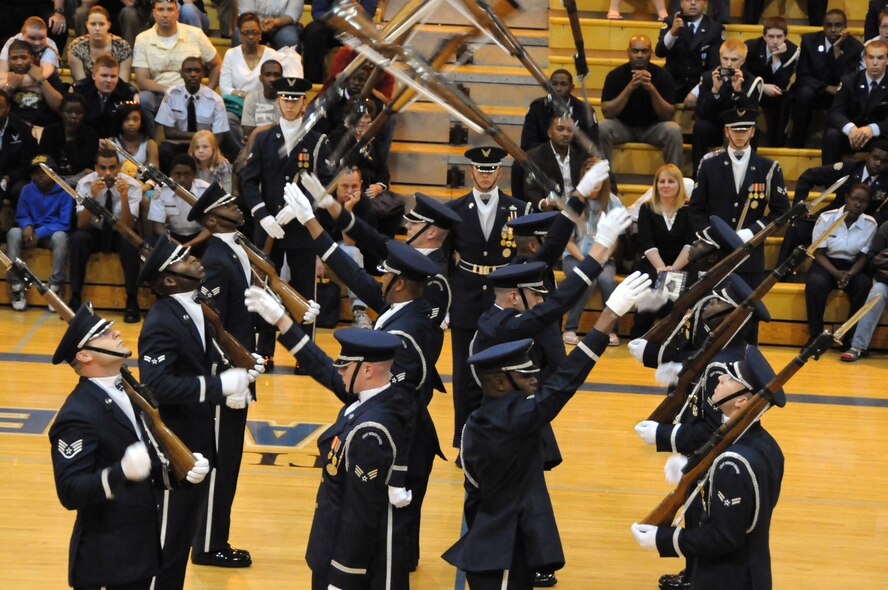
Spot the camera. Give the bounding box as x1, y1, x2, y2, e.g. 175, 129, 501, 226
103, 177, 116, 188
719, 67, 735, 79
678, 13, 694, 22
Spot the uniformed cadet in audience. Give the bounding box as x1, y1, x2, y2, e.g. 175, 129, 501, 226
147, 153, 211, 250
632, 345, 785, 590
443, 271, 650, 589
138, 234, 262, 588
243, 288, 409, 590
49, 304, 210, 590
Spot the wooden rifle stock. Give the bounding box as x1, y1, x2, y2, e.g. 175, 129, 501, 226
195, 293, 258, 369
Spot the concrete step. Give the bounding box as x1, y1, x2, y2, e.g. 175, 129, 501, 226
394, 101, 526, 143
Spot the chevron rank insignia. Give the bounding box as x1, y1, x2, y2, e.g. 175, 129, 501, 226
200, 286, 221, 298
57, 439, 83, 459
142, 354, 166, 365
354, 465, 378, 482
717, 491, 741, 507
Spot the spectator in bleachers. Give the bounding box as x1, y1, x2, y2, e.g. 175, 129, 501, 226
110, 101, 159, 191
522, 115, 584, 212
823, 40, 888, 166
2, 40, 65, 129
0, 17, 61, 83
234, 0, 302, 49
599, 35, 683, 168
211, 0, 235, 38
177, 0, 209, 33
68, 6, 132, 83
74, 0, 151, 48
189, 129, 232, 194
37, 94, 99, 186
866, 8, 888, 46
778, 140, 888, 265
743, 17, 798, 147
607, 0, 668, 21
0, 89, 38, 208
221, 13, 281, 145
0, 2, 67, 59
665, 0, 729, 24
6, 155, 72, 311
805, 183, 877, 345
303, 0, 377, 83
155, 56, 229, 171
691, 38, 763, 173
656, 0, 724, 105
866, 2, 888, 41
789, 9, 864, 149
314, 62, 383, 136
71, 54, 138, 139
842, 218, 888, 361
520, 69, 598, 152
132, 0, 221, 133
241, 59, 282, 139
147, 152, 210, 246
745, 0, 825, 26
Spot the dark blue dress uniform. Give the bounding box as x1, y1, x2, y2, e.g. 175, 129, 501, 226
275, 326, 409, 590
443, 333, 611, 588
824, 70, 888, 165
49, 306, 164, 589
743, 37, 800, 147
655, 15, 724, 100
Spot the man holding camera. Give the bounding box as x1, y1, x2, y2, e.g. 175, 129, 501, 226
656, 0, 724, 105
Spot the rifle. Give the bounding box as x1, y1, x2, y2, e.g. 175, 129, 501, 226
561, 0, 595, 133
640, 297, 880, 527
641, 175, 849, 353
40, 163, 258, 369
647, 212, 847, 423
0, 249, 196, 482
99, 140, 310, 322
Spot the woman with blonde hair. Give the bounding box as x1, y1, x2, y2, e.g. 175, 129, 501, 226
188, 130, 233, 194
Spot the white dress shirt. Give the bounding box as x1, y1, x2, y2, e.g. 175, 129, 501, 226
374, 300, 411, 330
343, 383, 391, 416
472, 188, 499, 241
90, 375, 142, 439
171, 291, 207, 350
729, 146, 752, 193
812, 206, 878, 261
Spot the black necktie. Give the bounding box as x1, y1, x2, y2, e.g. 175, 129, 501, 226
101, 188, 114, 250
734, 151, 744, 161
187, 95, 197, 132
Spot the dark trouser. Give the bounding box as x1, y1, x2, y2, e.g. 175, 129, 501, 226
744, 0, 825, 24
193, 403, 248, 555
256, 245, 317, 358
789, 86, 833, 148
776, 217, 815, 266
401, 426, 438, 569
76, 581, 151, 590
822, 127, 861, 166
450, 326, 479, 448
69, 228, 140, 299
691, 117, 722, 176
154, 482, 207, 590
302, 21, 340, 83
761, 93, 790, 147
464, 536, 534, 590
805, 257, 873, 339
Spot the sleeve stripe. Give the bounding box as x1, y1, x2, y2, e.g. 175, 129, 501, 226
576, 341, 600, 361
250, 202, 264, 214
573, 267, 592, 287
198, 376, 206, 403
321, 243, 337, 262
288, 334, 311, 356
101, 467, 114, 500
342, 212, 356, 233
331, 559, 368, 575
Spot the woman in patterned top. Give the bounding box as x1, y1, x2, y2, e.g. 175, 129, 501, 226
68, 6, 133, 83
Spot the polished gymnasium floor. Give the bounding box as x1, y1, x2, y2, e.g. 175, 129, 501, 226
1, 307, 886, 589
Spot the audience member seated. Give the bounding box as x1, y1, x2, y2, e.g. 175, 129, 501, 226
656, 0, 724, 105
220, 13, 281, 145
71, 53, 138, 139
177, 0, 209, 32
599, 35, 683, 168
314, 62, 383, 136
147, 152, 209, 247
866, 2, 888, 41
0, 89, 38, 207
607, 0, 668, 21
37, 93, 99, 186
67, 5, 132, 83
520, 68, 599, 153
867, 8, 888, 46
778, 140, 888, 265
823, 40, 888, 166
0, 1, 67, 57
132, 0, 221, 132
2, 40, 64, 129
69, 146, 143, 322
155, 56, 229, 171
790, 9, 864, 148
630, 164, 694, 337
241, 59, 282, 140
74, 0, 152, 48
109, 101, 158, 236
743, 17, 798, 147
234, 0, 302, 49
842, 218, 888, 361
324, 46, 395, 100
665, 0, 729, 24
745, 0, 825, 26
6, 155, 72, 311
0, 17, 60, 82
520, 115, 584, 210
189, 130, 233, 194
562, 155, 622, 347
691, 38, 763, 174
303, 0, 378, 83
805, 183, 878, 345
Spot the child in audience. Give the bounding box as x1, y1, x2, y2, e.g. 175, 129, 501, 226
111, 102, 159, 237
189, 130, 233, 194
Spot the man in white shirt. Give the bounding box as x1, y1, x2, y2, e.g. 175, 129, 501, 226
147, 152, 210, 247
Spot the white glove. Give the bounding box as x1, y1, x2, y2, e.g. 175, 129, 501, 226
654, 361, 683, 386
225, 388, 251, 409
301, 172, 335, 210
244, 286, 286, 325
388, 486, 413, 508
121, 441, 151, 481
664, 453, 688, 485
631, 522, 658, 550
275, 204, 298, 226
186, 452, 210, 484
576, 159, 611, 197
259, 215, 285, 240
250, 353, 266, 374
628, 338, 647, 362
634, 420, 658, 445
594, 206, 630, 250
302, 299, 321, 324
283, 181, 315, 224
635, 287, 670, 313
737, 227, 754, 243
220, 367, 250, 396
605, 271, 652, 317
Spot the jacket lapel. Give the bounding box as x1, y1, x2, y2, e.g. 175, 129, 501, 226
82, 379, 140, 440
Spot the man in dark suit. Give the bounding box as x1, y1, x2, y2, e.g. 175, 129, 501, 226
49, 303, 210, 590
778, 140, 888, 264
656, 0, 724, 103
790, 9, 864, 149
519, 68, 598, 153
522, 115, 586, 211
70, 53, 138, 139
688, 108, 790, 288
442, 272, 649, 588
241, 76, 335, 365
0, 88, 37, 209
823, 40, 888, 165
743, 17, 799, 147
138, 234, 259, 589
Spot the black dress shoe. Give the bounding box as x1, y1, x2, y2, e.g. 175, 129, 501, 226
659, 568, 689, 590
293, 363, 310, 375
533, 571, 557, 587
123, 301, 140, 324
263, 356, 275, 372
192, 546, 252, 568
68, 294, 81, 311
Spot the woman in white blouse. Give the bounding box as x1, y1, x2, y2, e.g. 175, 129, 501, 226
234, 0, 303, 49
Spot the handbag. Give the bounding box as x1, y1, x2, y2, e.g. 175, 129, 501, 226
368, 190, 405, 219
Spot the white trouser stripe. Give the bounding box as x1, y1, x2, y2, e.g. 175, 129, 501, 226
198, 376, 206, 403
501, 569, 510, 590
203, 404, 222, 552
386, 503, 393, 590
159, 489, 170, 549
